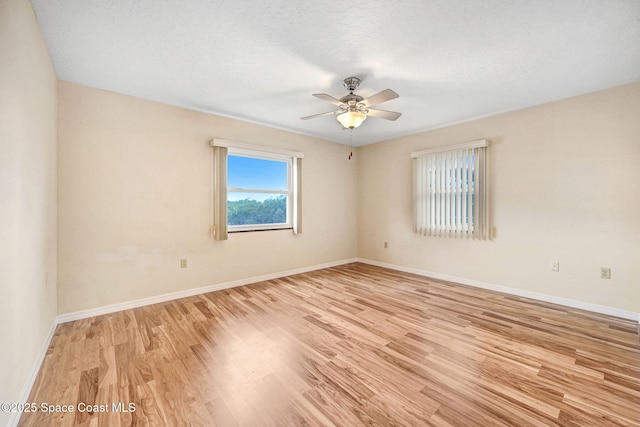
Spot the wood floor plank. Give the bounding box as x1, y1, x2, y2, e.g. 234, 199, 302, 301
18, 263, 640, 426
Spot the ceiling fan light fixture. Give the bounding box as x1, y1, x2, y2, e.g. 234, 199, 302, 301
337, 111, 367, 129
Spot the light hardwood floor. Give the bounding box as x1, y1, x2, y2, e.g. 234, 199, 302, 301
19, 263, 640, 426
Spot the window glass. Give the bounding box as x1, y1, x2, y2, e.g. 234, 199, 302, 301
228, 156, 288, 190
228, 193, 288, 226
227, 154, 291, 230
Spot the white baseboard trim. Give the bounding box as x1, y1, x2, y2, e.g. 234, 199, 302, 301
6, 320, 57, 427
357, 258, 640, 323
56, 258, 358, 324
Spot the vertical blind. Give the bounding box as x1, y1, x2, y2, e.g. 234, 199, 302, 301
412, 140, 489, 240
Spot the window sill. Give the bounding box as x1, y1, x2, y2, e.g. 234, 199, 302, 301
228, 226, 293, 234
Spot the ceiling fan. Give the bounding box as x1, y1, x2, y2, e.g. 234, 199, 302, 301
301, 77, 401, 129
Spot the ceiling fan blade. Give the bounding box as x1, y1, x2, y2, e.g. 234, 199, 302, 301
361, 89, 399, 107
366, 108, 402, 121
300, 110, 339, 120
312, 93, 344, 107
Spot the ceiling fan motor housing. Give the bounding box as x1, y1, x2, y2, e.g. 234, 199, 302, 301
341, 78, 368, 113
340, 93, 365, 110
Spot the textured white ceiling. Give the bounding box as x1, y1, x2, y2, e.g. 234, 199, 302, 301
31, 0, 640, 146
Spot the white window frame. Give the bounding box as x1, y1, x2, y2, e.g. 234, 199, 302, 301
227, 149, 293, 232
411, 139, 490, 240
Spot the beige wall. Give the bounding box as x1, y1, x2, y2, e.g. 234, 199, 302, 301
358, 82, 640, 313
0, 0, 58, 424
57, 81, 358, 314
56, 81, 640, 316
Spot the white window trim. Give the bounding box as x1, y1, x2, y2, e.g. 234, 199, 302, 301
227, 150, 293, 233
410, 139, 488, 158
211, 138, 304, 159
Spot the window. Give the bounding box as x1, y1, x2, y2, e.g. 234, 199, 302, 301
210, 139, 303, 239
412, 140, 489, 239
227, 153, 291, 231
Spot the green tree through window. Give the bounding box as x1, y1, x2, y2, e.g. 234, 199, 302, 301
228, 196, 287, 225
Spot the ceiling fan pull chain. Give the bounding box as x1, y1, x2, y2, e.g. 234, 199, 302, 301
349, 129, 353, 160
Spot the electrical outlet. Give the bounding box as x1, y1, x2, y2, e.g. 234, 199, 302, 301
600, 267, 611, 279
550, 261, 559, 272
384, 242, 388, 248
180, 258, 188, 268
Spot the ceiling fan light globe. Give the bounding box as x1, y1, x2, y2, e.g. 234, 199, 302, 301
337, 111, 367, 129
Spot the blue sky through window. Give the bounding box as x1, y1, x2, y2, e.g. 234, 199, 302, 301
228, 155, 288, 202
